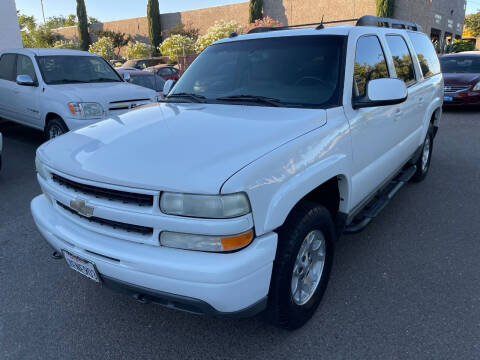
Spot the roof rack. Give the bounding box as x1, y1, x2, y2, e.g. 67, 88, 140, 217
356, 15, 423, 32
247, 18, 358, 34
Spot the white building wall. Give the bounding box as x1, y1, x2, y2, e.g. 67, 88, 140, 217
0, 0, 23, 50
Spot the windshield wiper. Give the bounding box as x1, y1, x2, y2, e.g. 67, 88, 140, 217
88, 78, 121, 83
167, 93, 206, 103
49, 79, 90, 84
216, 95, 282, 107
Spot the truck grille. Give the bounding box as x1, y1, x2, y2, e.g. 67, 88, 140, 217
58, 202, 154, 236
444, 85, 470, 93
52, 174, 154, 207
108, 98, 151, 113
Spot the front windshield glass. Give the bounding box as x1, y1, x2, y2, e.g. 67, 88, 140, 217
170, 35, 346, 108
37, 56, 122, 84
440, 56, 480, 73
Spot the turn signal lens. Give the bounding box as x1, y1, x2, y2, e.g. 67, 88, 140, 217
220, 231, 254, 251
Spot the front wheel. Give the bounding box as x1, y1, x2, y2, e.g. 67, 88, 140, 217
45, 117, 68, 141
411, 125, 434, 183
266, 202, 335, 330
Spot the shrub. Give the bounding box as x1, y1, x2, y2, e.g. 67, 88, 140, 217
125, 42, 154, 60
53, 40, 80, 49
452, 39, 475, 53
245, 16, 282, 33
195, 20, 243, 53
159, 35, 195, 62
89, 37, 115, 59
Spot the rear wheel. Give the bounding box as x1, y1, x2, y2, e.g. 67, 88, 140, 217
411, 125, 434, 183
45, 117, 68, 140
266, 202, 335, 330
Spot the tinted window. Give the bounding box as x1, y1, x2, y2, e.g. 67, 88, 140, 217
37, 56, 122, 84
408, 32, 441, 78
172, 35, 346, 108
154, 75, 165, 91
16, 55, 37, 82
130, 74, 156, 90
0, 54, 17, 81
439, 56, 480, 73
158, 68, 172, 76
353, 36, 389, 98
386, 35, 416, 85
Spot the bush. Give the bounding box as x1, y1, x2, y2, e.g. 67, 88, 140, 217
452, 39, 475, 53
53, 40, 80, 49
159, 35, 195, 62
245, 16, 282, 33
89, 37, 115, 59
125, 42, 154, 60
195, 20, 243, 53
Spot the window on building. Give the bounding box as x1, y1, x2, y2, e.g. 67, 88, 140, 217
408, 32, 441, 78
386, 35, 416, 85
0, 53, 17, 81
353, 36, 389, 98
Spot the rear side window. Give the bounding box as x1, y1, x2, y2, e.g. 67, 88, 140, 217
0, 54, 17, 81
386, 35, 416, 85
353, 36, 389, 98
16, 55, 37, 82
408, 32, 441, 78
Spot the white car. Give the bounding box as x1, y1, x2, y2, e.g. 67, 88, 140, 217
0, 49, 158, 140
31, 16, 443, 329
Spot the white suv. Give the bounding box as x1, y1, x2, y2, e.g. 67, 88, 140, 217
31, 16, 443, 329
0, 49, 158, 140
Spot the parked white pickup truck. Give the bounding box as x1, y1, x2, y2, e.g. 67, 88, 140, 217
0, 49, 158, 140
31, 16, 443, 329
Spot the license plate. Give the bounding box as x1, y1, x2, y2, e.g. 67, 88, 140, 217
63, 250, 100, 282
444, 96, 453, 102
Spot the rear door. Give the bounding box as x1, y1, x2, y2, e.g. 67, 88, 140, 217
0, 53, 18, 121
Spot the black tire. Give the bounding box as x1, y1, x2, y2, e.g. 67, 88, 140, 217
266, 201, 335, 330
44, 117, 68, 140
411, 125, 434, 183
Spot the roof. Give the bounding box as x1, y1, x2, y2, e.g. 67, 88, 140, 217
441, 51, 480, 57
0, 48, 98, 57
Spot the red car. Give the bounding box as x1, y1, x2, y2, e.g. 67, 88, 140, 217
440, 51, 480, 106
145, 65, 180, 81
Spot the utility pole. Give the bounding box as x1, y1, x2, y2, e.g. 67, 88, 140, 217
40, 0, 46, 23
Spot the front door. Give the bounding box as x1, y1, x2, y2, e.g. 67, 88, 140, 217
14, 54, 42, 127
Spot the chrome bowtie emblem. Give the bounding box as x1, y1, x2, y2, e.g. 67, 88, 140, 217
70, 198, 94, 218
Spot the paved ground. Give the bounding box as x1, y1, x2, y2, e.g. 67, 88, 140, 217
1, 110, 480, 360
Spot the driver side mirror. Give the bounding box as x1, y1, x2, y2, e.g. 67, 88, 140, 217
353, 78, 407, 109
16, 74, 35, 86
122, 72, 131, 82
163, 79, 176, 96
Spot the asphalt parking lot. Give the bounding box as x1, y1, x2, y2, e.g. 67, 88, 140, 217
1, 109, 480, 359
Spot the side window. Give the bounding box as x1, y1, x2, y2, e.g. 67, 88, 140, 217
353, 36, 389, 98
408, 32, 441, 78
16, 55, 37, 82
0, 54, 17, 81
386, 35, 416, 85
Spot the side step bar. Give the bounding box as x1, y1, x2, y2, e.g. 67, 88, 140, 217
344, 165, 417, 234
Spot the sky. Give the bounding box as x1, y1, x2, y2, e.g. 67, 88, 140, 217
14, 0, 480, 23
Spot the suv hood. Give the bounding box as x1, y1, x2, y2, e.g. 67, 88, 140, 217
38, 103, 327, 193
443, 73, 480, 86
52, 82, 156, 104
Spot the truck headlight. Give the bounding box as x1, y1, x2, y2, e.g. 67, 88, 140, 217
160, 192, 251, 219
68, 102, 104, 119
473, 81, 480, 91
160, 230, 254, 252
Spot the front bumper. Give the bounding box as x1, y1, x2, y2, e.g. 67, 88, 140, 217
443, 91, 480, 106
31, 195, 277, 315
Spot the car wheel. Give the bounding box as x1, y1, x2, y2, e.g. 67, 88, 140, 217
411, 125, 434, 183
266, 201, 335, 330
45, 117, 68, 140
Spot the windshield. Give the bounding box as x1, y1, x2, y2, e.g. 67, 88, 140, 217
37, 55, 122, 84
170, 35, 346, 108
440, 56, 480, 73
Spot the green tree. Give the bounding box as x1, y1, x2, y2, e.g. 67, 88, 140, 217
54, 40, 80, 49
147, 0, 161, 55
452, 39, 475, 53
76, 0, 90, 51
465, 11, 480, 37
96, 30, 131, 56
159, 35, 195, 62
162, 23, 200, 41
88, 17, 99, 25
125, 42, 154, 59
376, 0, 395, 18
195, 20, 243, 52
249, 0, 263, 23
18, 11, 58, 48
89, 37, 115, 59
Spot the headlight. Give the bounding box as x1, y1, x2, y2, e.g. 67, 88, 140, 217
473, 82, 480, 91
35, 156, 48, 180
160, 230, 254, 252
68, 102, 104, 119
160, 192, 251, 219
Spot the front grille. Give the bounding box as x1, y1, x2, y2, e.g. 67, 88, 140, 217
108, 98, 151, 112
444, 85, 470, 93
58, 202, 154, 236
52, 174, 154, 207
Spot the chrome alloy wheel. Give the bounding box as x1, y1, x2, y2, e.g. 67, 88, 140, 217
291, 230, 326, 306
48, 124, 64, 139
422, 136, 431, 172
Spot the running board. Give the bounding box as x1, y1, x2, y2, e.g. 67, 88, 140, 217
344, 165, 417, 234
